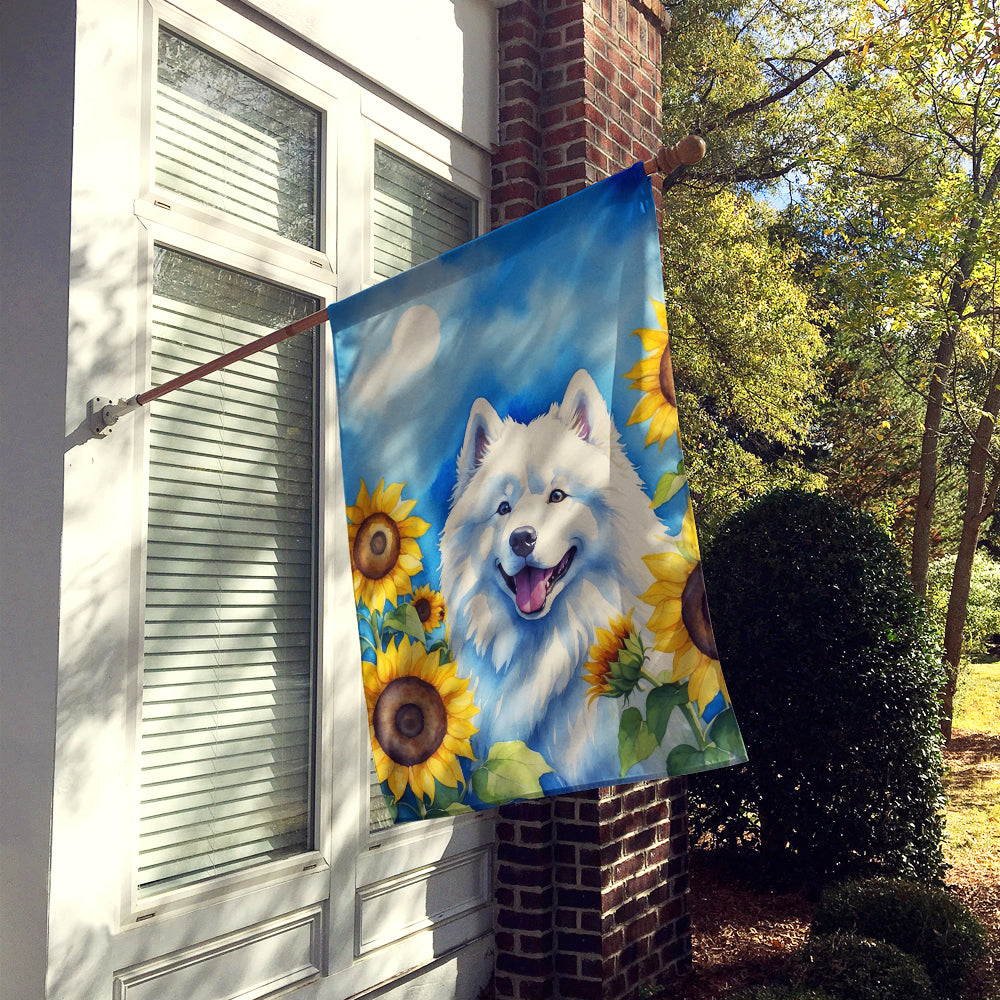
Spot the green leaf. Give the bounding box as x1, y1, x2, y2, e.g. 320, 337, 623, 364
706, 708, 747, 757
646, 682, 689, 743
470, 741, 554, 805
382, 602, 426, 642
426, 778, 467, 811
651, 466, 687, 509
666, 743, 701, 776
667, 743, 736, 776
618, 707, 659, 777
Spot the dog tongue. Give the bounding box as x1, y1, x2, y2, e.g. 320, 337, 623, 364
515, 566, 551, 614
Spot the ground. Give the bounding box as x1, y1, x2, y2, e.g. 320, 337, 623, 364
667, 728, 1000, 1000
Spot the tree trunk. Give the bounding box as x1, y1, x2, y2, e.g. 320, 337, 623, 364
910, 331, 955, 597
940, 376, 1000, 740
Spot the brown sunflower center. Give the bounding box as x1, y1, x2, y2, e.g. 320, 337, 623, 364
373, 676, 448, 766
414, 597, 432, 623
658, 344, 677, 408
681, 562, 719, 660
354, 512, 401, 580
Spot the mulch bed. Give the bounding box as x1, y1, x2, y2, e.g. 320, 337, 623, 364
664, 733, 1000, 1000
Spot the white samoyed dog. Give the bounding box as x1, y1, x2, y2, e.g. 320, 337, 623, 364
440, 368, 671, 787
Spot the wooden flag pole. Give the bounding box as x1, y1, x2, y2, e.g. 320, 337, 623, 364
87, 307, 330, 437
642, 134, 706, 176
88, 136, 705, 437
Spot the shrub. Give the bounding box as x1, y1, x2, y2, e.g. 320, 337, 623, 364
790, 933, 934, 1000
693, 489, 946, 882
731, 987, 837, 1000
811, 878, 988, 999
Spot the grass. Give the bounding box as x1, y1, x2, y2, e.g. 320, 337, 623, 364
956, 658, 1000, 734
945, 660, 1000, 869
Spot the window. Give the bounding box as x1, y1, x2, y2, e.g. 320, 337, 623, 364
139, 248, 319, 894
136, 26, 323, 897
372, 145, 478, 279
155, 28, 320, 247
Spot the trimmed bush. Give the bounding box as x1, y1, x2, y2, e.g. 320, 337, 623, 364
811, 877, 988, 999
693, 489, 946, 882
732, 987, 837, 1000
791, 933, 934, 1000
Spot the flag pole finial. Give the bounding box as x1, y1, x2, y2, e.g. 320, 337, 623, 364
643, 135, 706, 176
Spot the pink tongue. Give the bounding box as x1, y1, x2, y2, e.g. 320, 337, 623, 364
515, 566, 552, 614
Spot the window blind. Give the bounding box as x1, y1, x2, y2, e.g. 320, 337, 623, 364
372, 146, 477, 280
156, 28, 320, 248
138, 248, 318, 895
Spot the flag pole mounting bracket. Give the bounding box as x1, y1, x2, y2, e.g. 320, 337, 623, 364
88, 395, 140, 437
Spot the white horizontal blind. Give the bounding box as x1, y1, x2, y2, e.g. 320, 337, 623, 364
155, 27, 320, 248
138, 247, 318, 895
372, 145, 477, 280
368, 148, 478, 831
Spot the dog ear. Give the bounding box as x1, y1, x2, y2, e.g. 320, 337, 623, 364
456, 398, 503, 490
559, 368, 611, 446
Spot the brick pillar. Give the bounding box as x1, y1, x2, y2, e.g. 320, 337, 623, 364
491, 4, 692, 999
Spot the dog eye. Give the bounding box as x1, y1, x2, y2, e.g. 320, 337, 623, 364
548, 489, 567, 503
497, 501, 511, 515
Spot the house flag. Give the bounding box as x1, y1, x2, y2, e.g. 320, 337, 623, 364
330, 163, 747, 822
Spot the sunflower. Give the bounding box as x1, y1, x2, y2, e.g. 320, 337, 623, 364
411, 585, 446, 634
363, 636, 478, 803
640, 502, 728, 713
623, 299, 679, 449
347, 479, 429, 612
582, 610, 644, 705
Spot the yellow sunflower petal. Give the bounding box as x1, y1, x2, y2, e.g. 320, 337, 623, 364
627, 391, 662, 427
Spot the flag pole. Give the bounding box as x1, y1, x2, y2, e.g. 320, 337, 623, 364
88, 136, 705, 438
87, 307, 330, 437
642, 134, 706, 176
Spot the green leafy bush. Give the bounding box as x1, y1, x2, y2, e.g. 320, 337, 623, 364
693, 489, 946, 882
790, 933, 933, 1000
811, 878, 987, 999
731, 987, 837, 1000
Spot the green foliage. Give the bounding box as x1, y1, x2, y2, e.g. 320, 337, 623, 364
927, 550, 1000, 658
693, 488, 947, 882
663, 189, 827, 535
790, 934, 934, 1000
811, 878, 988, 999
731, 987, 836, 1000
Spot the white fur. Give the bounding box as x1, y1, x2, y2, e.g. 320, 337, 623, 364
440, 369, 669, 786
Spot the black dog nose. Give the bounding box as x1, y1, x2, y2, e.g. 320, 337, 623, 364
510, 527, 536, 558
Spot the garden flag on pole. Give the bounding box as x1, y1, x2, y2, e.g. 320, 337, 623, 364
330, 163, 747, 822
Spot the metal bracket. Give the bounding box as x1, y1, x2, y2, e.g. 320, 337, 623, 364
87, 396, 139, 438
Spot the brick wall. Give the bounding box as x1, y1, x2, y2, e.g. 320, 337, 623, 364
492, 0, 667, 227
490, 4, 692, 998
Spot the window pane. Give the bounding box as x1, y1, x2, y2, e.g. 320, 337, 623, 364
139, 247, 318, 895
156, 28, 320, 248
372, 146, 477, 279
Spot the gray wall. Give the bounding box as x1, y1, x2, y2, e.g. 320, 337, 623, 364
0, 1, 76, 994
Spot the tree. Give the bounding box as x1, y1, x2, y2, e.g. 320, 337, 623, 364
659, 188, 825, 533
658, 1, 844, 532
804, 0, 1000, 735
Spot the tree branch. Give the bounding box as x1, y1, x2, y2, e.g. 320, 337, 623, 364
702, 49, 847, 133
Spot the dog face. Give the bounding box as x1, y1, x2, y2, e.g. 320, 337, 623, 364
449, 370, 615, 621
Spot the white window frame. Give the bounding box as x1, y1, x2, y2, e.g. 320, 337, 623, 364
110, 0, 495, 991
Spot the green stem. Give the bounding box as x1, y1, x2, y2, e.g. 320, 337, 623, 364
680, 700, 708, 751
